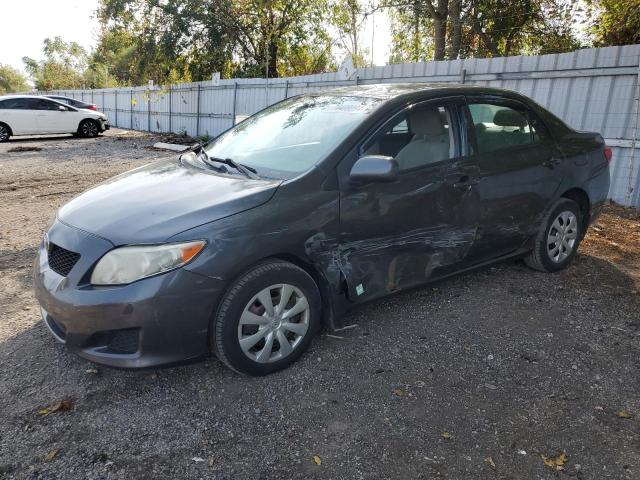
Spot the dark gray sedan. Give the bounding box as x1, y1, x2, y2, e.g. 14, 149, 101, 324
34, 84, 611, 375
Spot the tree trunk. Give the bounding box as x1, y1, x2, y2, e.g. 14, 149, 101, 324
268, 41, 278, 78
432, 0, 448, 61
447, 0, 462, 59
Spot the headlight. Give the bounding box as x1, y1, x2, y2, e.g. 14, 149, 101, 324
90, 240, 206, 285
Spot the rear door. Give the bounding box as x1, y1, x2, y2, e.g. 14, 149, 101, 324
337, 96, 481, 302
463, 96, 565, 262
0, 98, 39, 135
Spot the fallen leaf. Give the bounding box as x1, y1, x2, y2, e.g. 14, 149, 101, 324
313, 455, 321, 466
542, 452, 568, 470
441, 431, 453, 439
392, 389, 405, 397
86, 368, 99, 374
191, 457, 205, 463
43, 449, 59, 463
617, 410, 633, 419
39, 399, 73, 417
484, 456, 496, 470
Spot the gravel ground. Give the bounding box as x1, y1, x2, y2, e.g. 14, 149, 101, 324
1, 130, 639, 479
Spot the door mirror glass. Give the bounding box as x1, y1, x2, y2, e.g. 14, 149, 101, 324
58, 105, 67, 111
350, 155, 399, 184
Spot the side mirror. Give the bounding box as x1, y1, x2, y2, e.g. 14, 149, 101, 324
58, 105, 67, 111
349, 155, 399, 184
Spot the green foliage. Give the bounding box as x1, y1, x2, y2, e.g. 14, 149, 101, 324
330, 0, 371, 67
386, 0, 583, 61
0, 64, 30, 94
22, 37, 88, 90
588, 0, 640, 46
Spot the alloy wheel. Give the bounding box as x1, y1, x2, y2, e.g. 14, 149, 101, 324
81, 121, 98, 137
547, 210, 578, 263
237, 284, 310, 363
0, 125, 8, 141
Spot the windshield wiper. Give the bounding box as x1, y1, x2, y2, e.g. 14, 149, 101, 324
197, 149, 260, 179
213, 156, 260, 179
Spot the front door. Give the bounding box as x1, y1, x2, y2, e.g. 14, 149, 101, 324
462, 97, 565, 262
338, 97, 481, 303
34, 98, 78, 134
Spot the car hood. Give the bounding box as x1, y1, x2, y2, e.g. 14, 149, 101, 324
58, 159, 282, 245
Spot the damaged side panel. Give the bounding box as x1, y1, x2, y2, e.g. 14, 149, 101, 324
335, 158, 481, 303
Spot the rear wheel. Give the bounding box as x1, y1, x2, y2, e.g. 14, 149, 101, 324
0, 123, 10, 142
211, 260, 322, 376
78, 119, 99, 138
525, 198, 582, 272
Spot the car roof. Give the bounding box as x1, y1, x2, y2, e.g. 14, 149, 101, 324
313, 82, 523, 101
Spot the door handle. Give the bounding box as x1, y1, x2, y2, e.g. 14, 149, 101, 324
450, 175, 479, 190
542, 157, 562, 168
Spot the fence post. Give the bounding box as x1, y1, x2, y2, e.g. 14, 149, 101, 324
130, 90, 133, 129
284, 80, 289, 99
115, 90, 118, 127
147, 88, 152, 132
460, 68, 467, 84
168, 84, 172, 133
102, 91, 105, 112
232, 82, 238, 127
196, 83, 201, 137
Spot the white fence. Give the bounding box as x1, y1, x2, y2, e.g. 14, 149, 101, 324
43, 45, 640, 207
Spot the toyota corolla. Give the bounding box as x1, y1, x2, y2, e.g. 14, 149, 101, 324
33, 84, 611, 375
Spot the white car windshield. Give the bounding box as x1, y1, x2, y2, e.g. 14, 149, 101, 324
202, 94, 382, 179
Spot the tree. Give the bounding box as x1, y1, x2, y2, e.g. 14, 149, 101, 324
386, 0, 581, 61
0, 64, 30, 94
96, 0, 331, 81
330, 0, 371, 67
588, 0, 640, 46
23, 37, 89, 90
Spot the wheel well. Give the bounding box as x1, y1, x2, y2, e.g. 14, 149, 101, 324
561, 188, 590, 230
265, 253, 337, 329
0, 121, 13, 136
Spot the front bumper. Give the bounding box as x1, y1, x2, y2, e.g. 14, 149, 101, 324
99, 119, 110, 132
33, 220, 222, 368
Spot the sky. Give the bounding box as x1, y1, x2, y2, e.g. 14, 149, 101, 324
0, 0, 101, 75
0, 0, 392, 79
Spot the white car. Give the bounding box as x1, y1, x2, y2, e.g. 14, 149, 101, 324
0, 95, 109, 142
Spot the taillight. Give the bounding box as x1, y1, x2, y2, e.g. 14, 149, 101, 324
603, 147, 612, 163
88, 105, 97, 111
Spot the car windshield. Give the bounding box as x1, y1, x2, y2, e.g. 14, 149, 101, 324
201, 94, 383, 179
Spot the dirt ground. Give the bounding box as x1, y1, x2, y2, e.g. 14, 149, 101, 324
0, 130, 638, 479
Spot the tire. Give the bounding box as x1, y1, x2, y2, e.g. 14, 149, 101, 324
78, 119, 100, 138
211, 260, 322, 376
0, 123, 11, 142
524, 198, 582, 273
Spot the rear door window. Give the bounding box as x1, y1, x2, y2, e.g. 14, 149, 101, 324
468, 103, 548, 154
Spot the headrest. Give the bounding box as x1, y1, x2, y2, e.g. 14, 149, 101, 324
493, 109, 527, 127
410, 108, 445, 137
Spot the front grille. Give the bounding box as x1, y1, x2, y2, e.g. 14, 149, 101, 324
106, 328, 140, 354
48, 243, 80, 277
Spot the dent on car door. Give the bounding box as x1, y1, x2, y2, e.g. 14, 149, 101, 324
336, 98, 481, 302
463, 98, 565, 262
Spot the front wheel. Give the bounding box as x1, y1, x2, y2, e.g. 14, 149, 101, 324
211, 260, 322, 376
78, 119, 99, 138
525, 198, 582, 272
